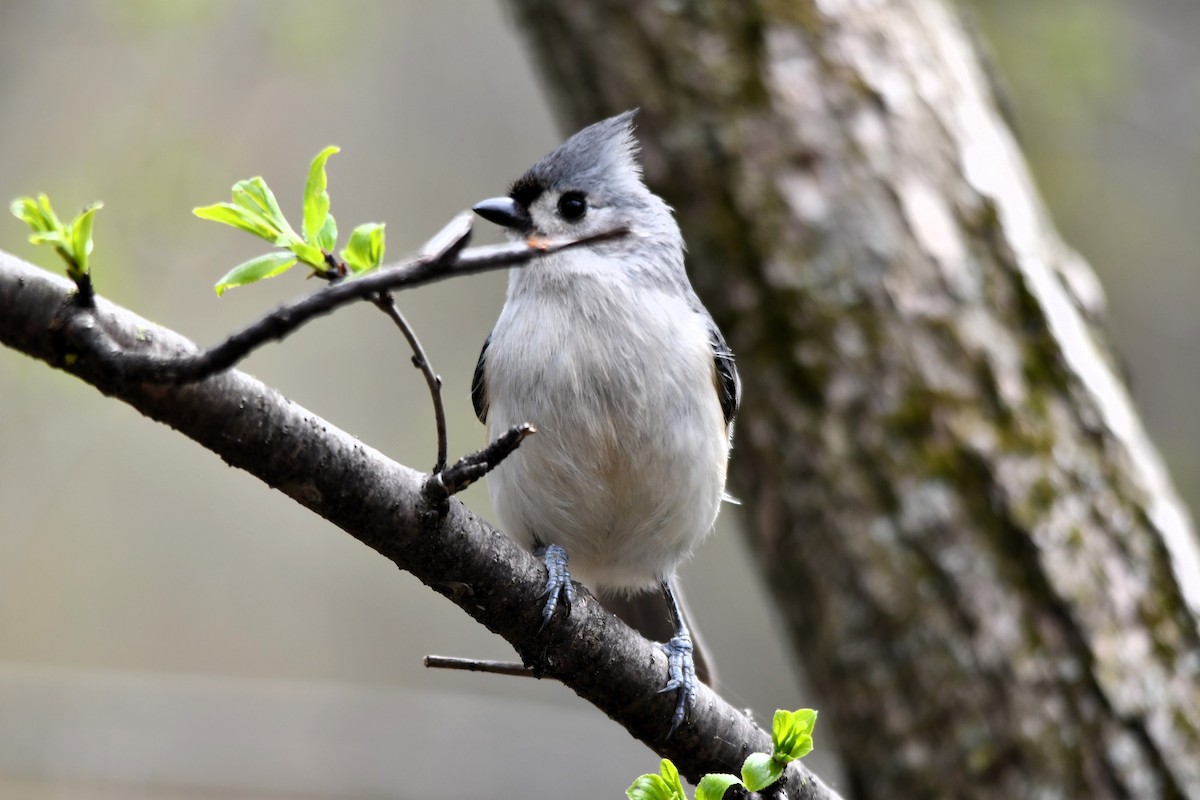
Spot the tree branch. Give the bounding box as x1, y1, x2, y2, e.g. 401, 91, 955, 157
423, 655, 536, 678
422, 422, 536, 518
0, 249, 842, 798
53, 222, 626, 385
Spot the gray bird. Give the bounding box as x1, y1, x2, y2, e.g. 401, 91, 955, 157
470, 110, 739, 733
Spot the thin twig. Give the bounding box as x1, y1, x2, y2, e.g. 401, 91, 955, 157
366, 212, 468, 475
373, 292, 448, 473
423, 423, 536, 514
423, 655, 537, 678
421, 424, 535, 524
418, 210, 474, 262
60, 222, 630, 385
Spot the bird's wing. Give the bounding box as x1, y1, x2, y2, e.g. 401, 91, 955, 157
471, 333, 491, 424
709, 321, 740, 429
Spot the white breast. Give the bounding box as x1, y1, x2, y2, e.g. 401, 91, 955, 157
484, 259, 729, 593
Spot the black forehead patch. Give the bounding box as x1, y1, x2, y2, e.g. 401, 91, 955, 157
509, 174, 545, 210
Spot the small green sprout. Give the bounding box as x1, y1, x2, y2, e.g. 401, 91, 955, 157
741, 709, 817, 791
195, 146, 385, 296
340, 222, 385, 274
10, 194, 103, 283
626, 708, 817, 800
627, 758, 687, 800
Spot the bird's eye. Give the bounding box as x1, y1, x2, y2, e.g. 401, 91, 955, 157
557, 192, 587, 221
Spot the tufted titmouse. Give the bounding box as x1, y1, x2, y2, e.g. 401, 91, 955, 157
470, 110, 739, 732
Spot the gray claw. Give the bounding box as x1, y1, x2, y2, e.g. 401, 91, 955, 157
659, 631, 696, 735
535, 543, 575, 626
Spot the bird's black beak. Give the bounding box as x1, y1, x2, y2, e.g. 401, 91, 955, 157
472, 197, 531, 231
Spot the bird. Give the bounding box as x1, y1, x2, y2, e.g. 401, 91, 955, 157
469, 110, 739, 734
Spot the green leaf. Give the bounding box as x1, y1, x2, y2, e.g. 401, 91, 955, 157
316, 212, 337, 253
627, 760, 687, 800
626, 774, 672, 800
232, 178, 301, 246
11, 197, 43, 229
741, 752, 784, 792
12, 194, 63, 236
69, 202, 103, 276
194, 202, 284, 243
37, 193, 63, 232
772, 708, 817, 762
341, 222, 385, 273
695, 774, 741, 800
27, 230, 68, 248
789, 734, 814, 762
658, 760, 687, 800
288, 240, 328, 270
213, 250, 297, 296
302, 145, 339, 246
232, 177, 284, 223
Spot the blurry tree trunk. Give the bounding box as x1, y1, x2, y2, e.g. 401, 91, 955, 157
504, 0, 1200, 797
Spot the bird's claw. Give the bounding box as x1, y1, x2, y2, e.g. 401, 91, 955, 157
659, 631, 696, 736
535, 543, 575, 626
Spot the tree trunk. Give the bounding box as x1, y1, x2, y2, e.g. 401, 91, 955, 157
503, 0, 1200, 797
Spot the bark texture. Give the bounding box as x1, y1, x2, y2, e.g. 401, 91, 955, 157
504, 0, 1200, 797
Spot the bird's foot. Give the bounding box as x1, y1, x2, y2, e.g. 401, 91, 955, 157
659, 630, 696, 736
533, 544, 575, 626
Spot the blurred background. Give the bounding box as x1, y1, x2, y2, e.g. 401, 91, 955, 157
0, 1, 1196, 797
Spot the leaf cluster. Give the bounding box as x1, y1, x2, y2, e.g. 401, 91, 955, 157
627, 709, 817, 800
194, 146, 386, 295
10, 194, 102, 282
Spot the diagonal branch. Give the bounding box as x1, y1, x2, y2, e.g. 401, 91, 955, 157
0, 249, 842, 799
54, 223, 627, 385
